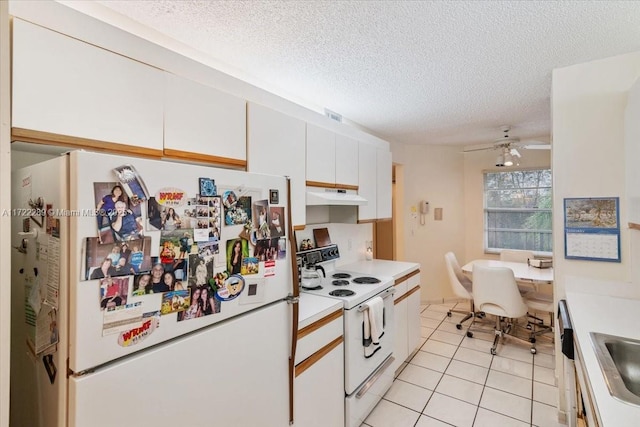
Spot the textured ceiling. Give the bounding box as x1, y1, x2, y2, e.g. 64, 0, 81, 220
90, 0, 640, 147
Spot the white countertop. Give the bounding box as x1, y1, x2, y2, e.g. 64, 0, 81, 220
566, 290, 640, 426
298, 293, 343, 329
338, 259, 420, 280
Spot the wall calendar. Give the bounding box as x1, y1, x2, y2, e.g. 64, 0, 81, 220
564, 197, 620, 262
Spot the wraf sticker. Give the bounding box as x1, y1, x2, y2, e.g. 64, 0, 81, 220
155, 188, 188, 207
215, 274, 245, 302
264, 260, 276, 277
117, 315, 159, 347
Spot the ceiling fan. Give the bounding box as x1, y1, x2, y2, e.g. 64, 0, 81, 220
463, 126, 551, 167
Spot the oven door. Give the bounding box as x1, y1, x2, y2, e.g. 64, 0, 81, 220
343, 287, 395, 395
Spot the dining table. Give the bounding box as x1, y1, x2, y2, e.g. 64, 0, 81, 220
461, 259, 554, 290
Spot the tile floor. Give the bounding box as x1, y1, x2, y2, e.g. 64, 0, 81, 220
362, 302, 565, 427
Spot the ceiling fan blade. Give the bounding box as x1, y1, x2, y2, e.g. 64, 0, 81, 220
522, 144, 551, 150
462, 144, 495, 153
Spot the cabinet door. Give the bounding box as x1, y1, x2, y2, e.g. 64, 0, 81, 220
306, 124, 335, 185
390, 280, 408, 375
12, 19, 164, 151
376, 149, 393, 219
335, 134, 359, 187
392, 297, 409, 376
407, 286, 422, 355
164, 73, 246, 164
294, 343, 345, 427
358, 142, 378, 221
247, 103, 306, 227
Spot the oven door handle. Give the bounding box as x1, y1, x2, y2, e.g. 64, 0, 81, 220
357, 288, 395, 312
356, 356, 395, 399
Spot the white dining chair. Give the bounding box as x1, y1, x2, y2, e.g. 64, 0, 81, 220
500, 249, 537, 293
524, 291, 555, 345
471, 264, 535, 355
444, 252, 478, 331
500, 249, 535, 263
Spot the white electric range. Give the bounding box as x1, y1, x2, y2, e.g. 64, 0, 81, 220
297, 245, 396, 427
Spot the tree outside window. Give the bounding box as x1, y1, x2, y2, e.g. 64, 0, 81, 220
484, 169, 552, 254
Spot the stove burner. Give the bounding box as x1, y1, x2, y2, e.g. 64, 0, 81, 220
300, 285, 323, 291
332, 273, 352, 279
353, 277, 381, 284
329, 289, 355, 297
332, 280, 350, 286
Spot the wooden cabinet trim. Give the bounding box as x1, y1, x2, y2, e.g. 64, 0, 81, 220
395, 285, 420, 304
335, 184, 359, 191
629, 222, 640, 230
394, 269, 421, 286
11, 128, 164, 158
306, 181, 358, 191
293, 225, 306, 231
294, 336, 343, 377
306, 180, 336, 188
298, 308, 342, 339
163, 148, 246, 169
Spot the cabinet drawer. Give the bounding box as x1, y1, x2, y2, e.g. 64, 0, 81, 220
408, 272, 420, 290
296, 310, 343, 365
393, 280, 408, 301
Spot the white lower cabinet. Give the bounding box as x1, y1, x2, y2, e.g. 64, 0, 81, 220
406, 281, 422, 354
391, 270, 421, 376
294, 311, 344, 427
295, 341, 345, 427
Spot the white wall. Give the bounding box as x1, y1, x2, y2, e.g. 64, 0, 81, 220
552, 52, 640, 300
391, 143, 466, 303
551, 51, 640, 420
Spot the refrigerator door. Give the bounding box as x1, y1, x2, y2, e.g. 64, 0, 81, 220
69, 301, 290, 427
11, 156, 70, 427
68, 151, 292, 373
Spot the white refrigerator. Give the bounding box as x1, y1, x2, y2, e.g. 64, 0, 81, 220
11, 151, 294, 427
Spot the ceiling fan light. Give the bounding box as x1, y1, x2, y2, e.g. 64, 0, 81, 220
495, 153, 505, 167
504, 152, 513, 166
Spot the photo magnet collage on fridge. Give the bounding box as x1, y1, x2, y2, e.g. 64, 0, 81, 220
81, 167, 288, 345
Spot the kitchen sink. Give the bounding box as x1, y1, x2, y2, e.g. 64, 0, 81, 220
591, 332, 640, 406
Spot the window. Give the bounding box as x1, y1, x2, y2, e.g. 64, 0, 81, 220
484, 169, 552, 254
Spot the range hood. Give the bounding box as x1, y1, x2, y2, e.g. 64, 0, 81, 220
306, 188, 367, 206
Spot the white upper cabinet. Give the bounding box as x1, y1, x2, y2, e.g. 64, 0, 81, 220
306, 124, 336, 185
247, 103, 306, 227
358, 143, 392, 221
164, 73, 246, 165
12, 19, 164, 151
376, 149, 393, 219
358, 142, 378, 221
335, 134, 359, 188
306, 126, 358, 188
